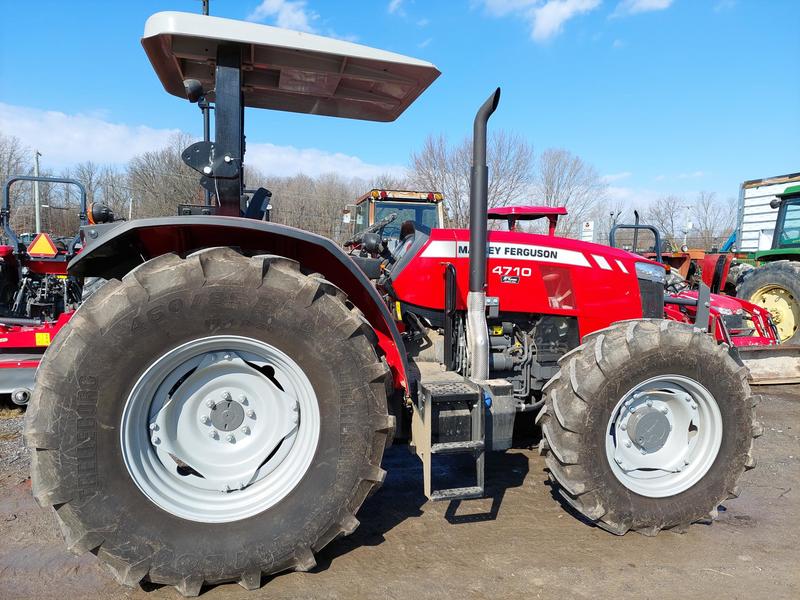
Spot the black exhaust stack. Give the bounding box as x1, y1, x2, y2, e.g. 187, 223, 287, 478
466, 88, 500, 381
469, 88, 501, 293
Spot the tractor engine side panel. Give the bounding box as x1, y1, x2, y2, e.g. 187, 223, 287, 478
391, 228, 647, 339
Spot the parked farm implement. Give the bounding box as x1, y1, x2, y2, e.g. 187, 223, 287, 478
24, 11, 761, 596
610, 215, 800, 385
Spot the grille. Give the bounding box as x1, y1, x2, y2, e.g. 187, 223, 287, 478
638, 278, 665, 318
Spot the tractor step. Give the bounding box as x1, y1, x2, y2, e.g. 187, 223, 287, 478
429, 486, 484, 502
431, 440, 485, 454
410, 362, 485, 502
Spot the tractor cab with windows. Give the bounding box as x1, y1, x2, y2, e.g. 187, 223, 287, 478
344, 189, 444, 249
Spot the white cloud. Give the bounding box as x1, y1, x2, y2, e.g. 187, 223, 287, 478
417, 18, 430, 27
602, 171, 632, 182
0, 103, 179, 167
714, 0, 736, 12
246, 0, 319, 32
418, 37, 433, 49
388, 0, 405, 15
612, 38, 625, 48
0, 102, 404, 180
612, 0, 673, 17
531, 0, 601, 42
246, 143, 406, 179
482, 0, 602, 43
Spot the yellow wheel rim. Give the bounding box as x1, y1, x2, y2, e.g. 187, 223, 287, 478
752, 285, 799, 342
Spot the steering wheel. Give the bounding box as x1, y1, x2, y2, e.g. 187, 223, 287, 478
344, 212, 397, 247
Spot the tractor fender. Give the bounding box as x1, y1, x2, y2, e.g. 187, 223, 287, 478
68, 216, 409, 391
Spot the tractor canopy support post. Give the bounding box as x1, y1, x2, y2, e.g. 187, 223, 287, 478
214, 44, 245, 216
466, 88, 500, 382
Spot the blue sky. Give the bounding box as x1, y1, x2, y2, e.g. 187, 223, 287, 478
0, 0, 798, 205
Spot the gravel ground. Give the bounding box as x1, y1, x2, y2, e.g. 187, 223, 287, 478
0, 387, 798, 600
0, 402, 28, 488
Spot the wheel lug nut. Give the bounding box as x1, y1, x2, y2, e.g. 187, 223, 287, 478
246, 409, 255, 419
624, 441, 631, 448
200, 415, 210, 425
209, 431, 218, 439
241, 426, 250, 435
206, 399, 215, 408
226, 434, 235, 443
661, 407, 668, 414
224, 353, 232, 361
620, 424, 627, 431
149, 423, 158, 431
691, 403, 697, 410
152, 436, 160, 445
238, 394, 247, 404
222, 391, 232, 401
646, 399, 653, 407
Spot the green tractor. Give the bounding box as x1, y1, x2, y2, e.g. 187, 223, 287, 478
737, 184, 800, 343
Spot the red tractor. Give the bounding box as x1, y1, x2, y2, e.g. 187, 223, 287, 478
26, 11, 759, 596
0, 176, 95, 404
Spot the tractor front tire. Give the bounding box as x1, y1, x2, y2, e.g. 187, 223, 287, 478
25, 248, 393, 596
736, 260, 800, 343
538, 319, 758, 535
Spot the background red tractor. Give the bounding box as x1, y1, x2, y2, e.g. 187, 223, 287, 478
25, 11, 758, 596
0, 176, 96, 404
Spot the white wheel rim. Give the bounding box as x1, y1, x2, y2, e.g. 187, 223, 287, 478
605, 375, 722, 498
120, 335, 320, 523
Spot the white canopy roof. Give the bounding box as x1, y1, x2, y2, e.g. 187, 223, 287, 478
142, 11, 441, 122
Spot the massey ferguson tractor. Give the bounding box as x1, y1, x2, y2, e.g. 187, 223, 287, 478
25, 11, 759, 596
0, 176, 94, 404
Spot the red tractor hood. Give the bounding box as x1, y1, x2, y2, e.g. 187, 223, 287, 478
391, 227, 658, 339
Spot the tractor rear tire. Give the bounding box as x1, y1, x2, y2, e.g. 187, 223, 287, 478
736, 260, 800, 343
537, 319, 758, 536
25, 248, 393, 596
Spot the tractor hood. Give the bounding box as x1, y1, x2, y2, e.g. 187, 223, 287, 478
389, 227, 663, 339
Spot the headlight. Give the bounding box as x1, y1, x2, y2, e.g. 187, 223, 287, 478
635, 262, 666, 284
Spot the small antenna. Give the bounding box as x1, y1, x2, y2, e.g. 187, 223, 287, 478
201, 0, 209, 16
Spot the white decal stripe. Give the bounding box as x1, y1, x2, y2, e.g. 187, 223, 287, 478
615, 259, 629, 274
592, 254, 612, 270
420, 241, 591, 267
420, 240, 457, 258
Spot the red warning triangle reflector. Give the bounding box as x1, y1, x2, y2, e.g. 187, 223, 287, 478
27, 233, 59, 258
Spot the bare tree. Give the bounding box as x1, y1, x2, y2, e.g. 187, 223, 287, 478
267, 172, 367, 243
409, 131, 535, 228
533, 148, 607, 237
0, 132, 30, 187
127, 132, 201, 217
0, 133, 33, 237
692, 191, 736, 250
645, 196, 686, 250
369, 172, 410, 190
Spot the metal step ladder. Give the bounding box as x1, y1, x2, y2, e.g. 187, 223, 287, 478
411, 368, 485, 501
